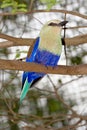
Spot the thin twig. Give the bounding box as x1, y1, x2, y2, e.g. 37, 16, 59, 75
47, 75, 77, 115
0, 9, 87, 20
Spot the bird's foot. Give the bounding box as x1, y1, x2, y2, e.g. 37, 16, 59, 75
52, 66, 55, 69
52, 65, 57, 70
45, 65, 49, 69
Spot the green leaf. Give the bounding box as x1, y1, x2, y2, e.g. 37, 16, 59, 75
0, 0, 27, 13
17, 4, 27, 12
1, 3, 13, 8
47, 98, 66, 114
15, 53, 20, 58
17, 4, 27, 8
40, 0, 57, 10
17, 8, 27, 12
71, 56, 82, 65
15, 49, 20, 58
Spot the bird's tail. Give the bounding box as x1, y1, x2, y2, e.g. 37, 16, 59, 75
20, 78, 32, 103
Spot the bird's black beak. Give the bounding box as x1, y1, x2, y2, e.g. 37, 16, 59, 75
58, 21, 68, 26
48, 21, 68, 27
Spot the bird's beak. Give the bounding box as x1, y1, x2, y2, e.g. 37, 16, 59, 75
58, 21, 68, 26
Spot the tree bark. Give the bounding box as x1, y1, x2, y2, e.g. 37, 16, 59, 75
0, 33, 87, 48
0, 59, 87, 75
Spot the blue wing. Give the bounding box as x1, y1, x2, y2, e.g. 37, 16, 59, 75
26, 37, 40, 62
20, 37, 41, 102
22, 37, 40, 87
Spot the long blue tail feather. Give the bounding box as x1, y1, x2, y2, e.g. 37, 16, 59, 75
20, 78, 32, 103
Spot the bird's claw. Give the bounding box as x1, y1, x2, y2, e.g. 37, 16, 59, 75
45, 65, 49, 69
52, 66, 55, 69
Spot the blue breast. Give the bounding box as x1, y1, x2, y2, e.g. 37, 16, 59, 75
35, 49, 60, 66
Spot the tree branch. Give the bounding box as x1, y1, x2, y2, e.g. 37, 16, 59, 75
0, 33, 33, 48
0, 33, 87, 48
0, 59, 87, 75
0, 9, 87, 20
65, 34, 87, 46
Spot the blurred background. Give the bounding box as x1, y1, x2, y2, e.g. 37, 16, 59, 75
0, 0, 87, 130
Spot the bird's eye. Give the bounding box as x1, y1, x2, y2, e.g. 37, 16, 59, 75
48, 22, 57, 26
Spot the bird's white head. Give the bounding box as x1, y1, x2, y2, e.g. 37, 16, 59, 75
39, 19, 68, 54
40, 19, 68, 36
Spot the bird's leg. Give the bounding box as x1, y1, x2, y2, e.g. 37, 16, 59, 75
52, 65, 58, 70
52, 66, 55, 69
45, 64, 57, 70
45, 65, 49, 69
17, 57, 26, 61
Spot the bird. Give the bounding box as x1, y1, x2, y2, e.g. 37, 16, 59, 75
20, 19, 68, 102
